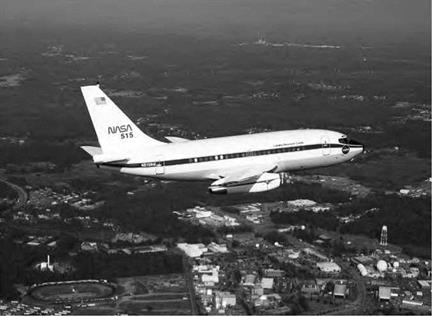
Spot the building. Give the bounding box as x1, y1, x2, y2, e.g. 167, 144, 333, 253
287, 199, 317, 208
80, 241, 98, 252
401, 299, 423, 309
317, 262, 341, 273
243, 274, 256, 287
318, 234, 332, 242
418, 280, 432, 289
214, 291, 236, 309
207, 242, 228, 253
177, 243, 208, 257
261, 277, 274, 290
333, 284, 347, 298
357, 264, 368, 276
304, 248, 328, 261
378, 287, 391, 301
252, 286, 264, 296
264, 269, 284, 278
254, 296, 270, 307
301, 282, 320, 297
193, 265, 216, 274
201, 269, 219, 284
399, 189, 410, 195
35, 255, 54, 272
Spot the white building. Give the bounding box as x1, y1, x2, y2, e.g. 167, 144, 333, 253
311, 206, 331, 213
80, 241, 98, 252
35, 255, 54, 272
399, 189, 410, 195
202, 269, 219, 283
207, 242, 228, 253
287, 199, 317, 207
333, 284, 347, 298
357, 264, 368, 276
378, 287, 391, 301
214, 291, 236, 309
317, 262, 341, 273
177, 243, 208, 258
261, 277, 274, 289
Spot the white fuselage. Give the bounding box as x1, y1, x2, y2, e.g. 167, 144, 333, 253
100, 129, 364, 181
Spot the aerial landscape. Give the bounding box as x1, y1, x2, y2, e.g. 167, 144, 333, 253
0, 0, 431, 315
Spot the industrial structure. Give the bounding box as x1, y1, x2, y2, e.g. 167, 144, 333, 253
380, 225, 388, 246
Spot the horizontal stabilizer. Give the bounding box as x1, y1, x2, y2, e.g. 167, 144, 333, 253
80, 146, 128, 164
81, 146, 103, 156
92, 154, 130, 164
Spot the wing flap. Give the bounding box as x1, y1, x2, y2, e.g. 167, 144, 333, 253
210, 163, 277, 186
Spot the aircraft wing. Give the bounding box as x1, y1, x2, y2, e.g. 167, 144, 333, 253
165, 136, 191, 143
209, 163, 277, 186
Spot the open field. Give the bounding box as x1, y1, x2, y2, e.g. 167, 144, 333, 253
114, 274, 192, 315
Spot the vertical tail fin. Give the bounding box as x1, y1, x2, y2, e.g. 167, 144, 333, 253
81, 85, 164, 156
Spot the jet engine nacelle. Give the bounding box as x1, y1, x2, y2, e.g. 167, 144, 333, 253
209, 173, 282, 195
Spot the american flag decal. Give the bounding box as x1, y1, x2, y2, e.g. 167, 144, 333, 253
94, 97, 106, 105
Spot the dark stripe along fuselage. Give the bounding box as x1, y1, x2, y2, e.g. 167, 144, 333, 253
101, 143, 360, 168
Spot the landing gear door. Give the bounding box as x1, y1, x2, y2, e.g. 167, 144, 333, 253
321, 136, 331, 156
155, 155, 165, 175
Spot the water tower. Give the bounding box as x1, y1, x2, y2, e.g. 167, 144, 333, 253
380, 225, 387, 246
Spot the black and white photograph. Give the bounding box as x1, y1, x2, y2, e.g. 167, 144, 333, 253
0, 0, 431, 315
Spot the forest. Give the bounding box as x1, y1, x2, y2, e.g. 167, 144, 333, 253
270, 194, 431, 258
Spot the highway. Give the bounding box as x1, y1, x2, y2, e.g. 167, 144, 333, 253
0, 176, 28, 210
182, 255, 198, 315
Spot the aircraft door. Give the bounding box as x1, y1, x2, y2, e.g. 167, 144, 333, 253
155, 155, 165, 175
321, 136, 331, 156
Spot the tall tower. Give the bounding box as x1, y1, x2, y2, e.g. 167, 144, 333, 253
380, 225, 388, 246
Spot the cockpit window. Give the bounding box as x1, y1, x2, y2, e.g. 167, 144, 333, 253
338, 138, 363, 146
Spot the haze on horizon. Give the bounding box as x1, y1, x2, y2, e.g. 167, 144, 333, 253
0, 0, 430, 47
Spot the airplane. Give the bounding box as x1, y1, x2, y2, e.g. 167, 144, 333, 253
80, 84, 364, 194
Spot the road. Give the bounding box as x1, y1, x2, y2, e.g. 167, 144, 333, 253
0, 176, 28, 209
182, 255, 198, 315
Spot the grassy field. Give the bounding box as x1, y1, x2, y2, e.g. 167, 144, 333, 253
115, 274, 192, 315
